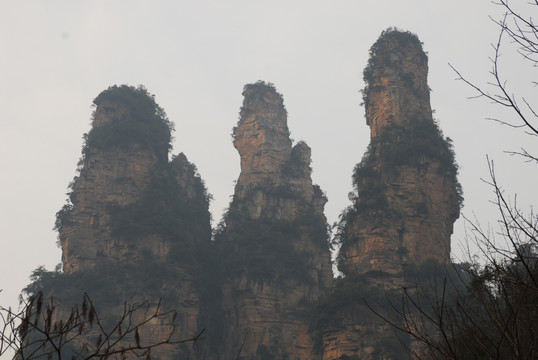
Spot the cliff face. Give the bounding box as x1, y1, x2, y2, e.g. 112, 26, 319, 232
217, 82, 333, 359
54, 85, 212, 359
48, 83, 333, 360
320, 29, 462, 359
29, 31, 464, 359
339, 29, 461, 279
59, 103, 158, 272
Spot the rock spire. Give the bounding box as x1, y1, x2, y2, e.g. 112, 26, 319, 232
320, 29, 462, 360
339, 29, 461, 278
53, 85, 212, 359
217, 81, 333, 359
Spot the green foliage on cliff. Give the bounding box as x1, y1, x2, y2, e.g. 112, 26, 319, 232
23, 258, 183, 310
53, 203, 73, 234
85, 85, 173, 160
310, 272, 405, 354
351, 118, 463, 208
281, 141, 313, 178
333, 117, 463, 272
241, 80, 284, 104
109, 161, 211, 255
216, 186, 330, 284
217, 212, 329, 284
310, 260, 468, 356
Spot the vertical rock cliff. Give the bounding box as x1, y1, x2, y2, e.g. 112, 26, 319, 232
216, 81, 333, 359
339, 29, 462, 278
318, 29, 462, 359
51, 85, 212, 359
23, 32, 465, 359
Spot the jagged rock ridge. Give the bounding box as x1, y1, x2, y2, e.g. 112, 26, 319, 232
216, 81, 333, 359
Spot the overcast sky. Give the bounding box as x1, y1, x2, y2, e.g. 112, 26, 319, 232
1, 1, 536, 311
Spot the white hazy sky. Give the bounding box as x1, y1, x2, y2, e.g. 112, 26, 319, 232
1, 1, 536, 312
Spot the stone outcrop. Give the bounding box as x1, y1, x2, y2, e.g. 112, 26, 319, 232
320, 29, 462, 359
53, 85, 212, 359
29, 29, 464, 359
339, 29, 461, 279
217, 81, 333, 359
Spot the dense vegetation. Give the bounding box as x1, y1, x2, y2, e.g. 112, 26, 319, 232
310, 260, 469, 356
216, 185, 329, 285
392, 249, 538, 359
109, 158, 212, 259
23, 259, 182, 309
353, 118, 463, 208
86, 85, 173, 160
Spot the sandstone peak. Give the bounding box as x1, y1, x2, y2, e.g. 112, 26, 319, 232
321, 29, 463, 359
233, 81, 292, 183
337, 29, 461, 277
57, 85, 211, 272
362, 28, 431, 138
218, 81, 332, 359
33, 85, 215, 359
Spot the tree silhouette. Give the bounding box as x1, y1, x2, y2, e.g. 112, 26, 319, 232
0, 291, 204, 360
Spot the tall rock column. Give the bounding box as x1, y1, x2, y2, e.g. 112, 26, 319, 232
319, 29, 463, 360
52, 85, 212, 359
217, 81, 333, 359
339, 29, 462, 279
58, 99, 160, 272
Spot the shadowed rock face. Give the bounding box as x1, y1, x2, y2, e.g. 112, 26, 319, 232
42, 31, 462, 358
218, 81, 333, 360
54, 85, 211, 359
60, 100, 162, 272
59, 87, 210, 273
321, 29, 462, 360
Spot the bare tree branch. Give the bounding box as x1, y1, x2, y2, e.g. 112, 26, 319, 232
0, 292, 204, 359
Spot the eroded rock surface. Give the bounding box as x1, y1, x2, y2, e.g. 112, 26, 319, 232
217, 81, 333, 359
321, 29, 462, 360
33, 30, 463, 358
54, 85, 212, 359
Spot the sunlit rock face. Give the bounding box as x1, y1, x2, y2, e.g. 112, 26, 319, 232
42, 32, 463, 358
339, 29, 461, 280
55, 85, 211, 359
363, 29, 431, 139
233, 82, 292, 188
321, 29, 462, 360
217, 81, 333, 360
